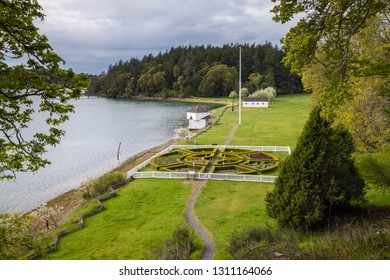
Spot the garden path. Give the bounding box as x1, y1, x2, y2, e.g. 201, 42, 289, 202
184, 123, 238, 260
184, 180, 214, 260
224, 124, 239, 145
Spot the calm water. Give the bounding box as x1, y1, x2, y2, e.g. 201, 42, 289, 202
0, 97, 201, 214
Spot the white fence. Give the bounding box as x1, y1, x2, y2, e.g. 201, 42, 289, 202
172, 145, 291, 154
126, 145, 289, 183
131, 171, 278, 183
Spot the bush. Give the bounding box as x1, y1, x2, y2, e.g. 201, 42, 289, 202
250, 86, 276, 100
83, 171, 126, 198
227, 224, 300, 260
156, 225, 195, 260
227, 220, 390, 260
0, 213, 49, 259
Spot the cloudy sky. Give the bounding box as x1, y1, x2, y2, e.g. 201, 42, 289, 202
36, 0, 297, 74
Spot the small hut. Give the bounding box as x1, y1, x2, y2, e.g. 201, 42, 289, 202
187, 104, 211, 130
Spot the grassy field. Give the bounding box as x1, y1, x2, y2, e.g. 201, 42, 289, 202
230, 94, 311, 147
193, 94, 311, 147
46, 93, 389, 260
195, 181, 276, 259
48, 179, 201, 259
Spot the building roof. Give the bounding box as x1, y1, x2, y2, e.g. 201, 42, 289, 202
187, 104, 209, 113
243, 97, 269, 102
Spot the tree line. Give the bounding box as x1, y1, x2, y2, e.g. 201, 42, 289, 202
87, 43, 303, 98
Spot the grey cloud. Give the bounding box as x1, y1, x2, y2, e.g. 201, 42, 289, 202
37, 0, 293, 74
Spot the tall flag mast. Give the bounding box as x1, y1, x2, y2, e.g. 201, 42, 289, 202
239, 46, 242, 125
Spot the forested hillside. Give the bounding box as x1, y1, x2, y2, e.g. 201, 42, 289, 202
87, 43, 303, 98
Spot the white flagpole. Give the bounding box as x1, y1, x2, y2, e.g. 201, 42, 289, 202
239, 46, 242, 125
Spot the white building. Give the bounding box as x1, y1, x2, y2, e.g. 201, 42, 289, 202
187, 104, 211, 130
243, 97, 269, 108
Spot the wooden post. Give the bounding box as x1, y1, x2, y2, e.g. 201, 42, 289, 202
117, 142, 122, 160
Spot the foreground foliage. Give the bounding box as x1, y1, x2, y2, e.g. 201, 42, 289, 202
355, 144, 390, 192
150, 225, 196, 260
272, 0, 389, 151
0, 0, 89, 180
227, 218, 390, 260
0, 213, 48, 259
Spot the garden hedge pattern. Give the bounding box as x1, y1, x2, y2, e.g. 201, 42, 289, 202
150, 147, 279, 174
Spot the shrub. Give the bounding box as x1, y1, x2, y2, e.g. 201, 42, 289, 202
0, 213, 49, 259
156, 225, 195, 260
250, 86, 276, 100
227, 221, 390, 260
83, 171, 126, 198
226, 224, 300, 260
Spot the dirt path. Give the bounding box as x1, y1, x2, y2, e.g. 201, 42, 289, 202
184, 180, 214, 260
184, 123, 238, 259
224, 124, 238, 145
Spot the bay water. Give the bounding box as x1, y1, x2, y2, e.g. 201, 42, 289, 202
0, 97, 203, 214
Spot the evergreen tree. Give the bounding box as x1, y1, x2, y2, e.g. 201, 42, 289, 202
265, 106, 366, 230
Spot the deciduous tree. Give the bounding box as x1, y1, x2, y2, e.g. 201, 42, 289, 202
0, 0, 89, 180
272, 0, 387, 117
0, 213, 47, 259
356, 144, 390, 192
198, 64, 237, 97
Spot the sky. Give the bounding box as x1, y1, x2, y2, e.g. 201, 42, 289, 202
36, 0, 297, 75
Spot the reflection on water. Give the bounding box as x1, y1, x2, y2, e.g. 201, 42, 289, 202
0, 97, 210, 213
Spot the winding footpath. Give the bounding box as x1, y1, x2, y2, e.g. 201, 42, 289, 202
184, 124, 239, 260
184, 180, 214, 259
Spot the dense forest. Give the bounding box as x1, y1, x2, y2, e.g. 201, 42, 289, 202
87, 43, 303, 98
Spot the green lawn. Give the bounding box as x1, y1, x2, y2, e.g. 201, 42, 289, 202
195, 181, 276, 259
229, 94, 311, 148
193, 94, 311, 148
192, 109, 238, 145
48, 179, 199, 259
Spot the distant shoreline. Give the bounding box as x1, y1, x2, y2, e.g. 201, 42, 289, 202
84, 94, 229, 106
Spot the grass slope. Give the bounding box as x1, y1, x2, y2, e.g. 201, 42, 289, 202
48, 179, 196, 259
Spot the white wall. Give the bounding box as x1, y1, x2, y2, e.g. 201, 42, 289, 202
243, 101, 268, 108
189, 119, 207, 130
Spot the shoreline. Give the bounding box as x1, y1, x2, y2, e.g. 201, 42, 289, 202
42, 139, 178, 226
27, 96, 229, 225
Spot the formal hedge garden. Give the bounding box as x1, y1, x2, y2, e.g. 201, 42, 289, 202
149, 147, 280, 174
